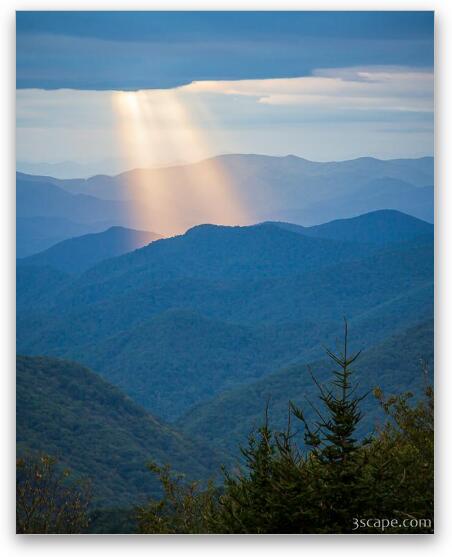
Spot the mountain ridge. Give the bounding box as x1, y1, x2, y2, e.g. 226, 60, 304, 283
18, 226, 161, 274
267, 209, 433, 244
17, 155, 434, 234
16, 210, 433, 424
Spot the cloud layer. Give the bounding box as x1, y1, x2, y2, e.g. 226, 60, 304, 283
16, 12, 433, 90
16, 66, 433, 168
183, 66, 433, 111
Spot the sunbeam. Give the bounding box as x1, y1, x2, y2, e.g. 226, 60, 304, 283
111, 89, 250, 236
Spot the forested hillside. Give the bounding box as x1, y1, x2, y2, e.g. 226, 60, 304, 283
178, 319, 434, 455
16, 208, 434, 532
16, 211, 433, 426
16, 355, 224, 507
18, 226, 160, 274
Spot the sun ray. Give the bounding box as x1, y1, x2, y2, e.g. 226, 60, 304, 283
111, 88, 250, 236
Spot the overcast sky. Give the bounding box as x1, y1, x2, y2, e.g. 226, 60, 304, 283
16, 11, 434, 170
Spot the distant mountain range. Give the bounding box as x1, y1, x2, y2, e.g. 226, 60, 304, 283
18, 226, 160, 274
16, 173, 131, 224
17, 158, 133, 179
16, 173, 134, 256
16, 154, 434, 242
17, 210, 433, 425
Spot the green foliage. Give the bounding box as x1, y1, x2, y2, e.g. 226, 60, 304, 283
216, 325, 367, 533
137, 463, 219, 534
16, 355, 224, 507
218, 413, 279, 533
16, 454, 90, 534
87, 507, 138, 533
137, 372, 434, 534
360, 380, 434, 533
77, 311, 328, 420
211, 327, 434, 534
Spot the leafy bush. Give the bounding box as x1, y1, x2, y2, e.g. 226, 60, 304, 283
16, 454, 90, 534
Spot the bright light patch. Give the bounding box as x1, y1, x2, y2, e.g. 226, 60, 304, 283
111, 89, 249, 235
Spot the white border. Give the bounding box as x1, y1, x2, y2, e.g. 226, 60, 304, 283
2, 1, 450, 555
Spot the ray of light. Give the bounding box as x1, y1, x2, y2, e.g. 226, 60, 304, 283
111, 91, 174, 236
111, 88, 250, 236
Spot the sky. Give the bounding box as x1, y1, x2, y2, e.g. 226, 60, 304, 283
16, 11, 434, 172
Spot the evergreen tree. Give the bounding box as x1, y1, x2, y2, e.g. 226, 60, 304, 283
218, 322, 370, 533
218, 407, 280, 533
290, 321, 370, 532
137, 324, 433, 535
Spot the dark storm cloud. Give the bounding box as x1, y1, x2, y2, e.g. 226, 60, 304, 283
16, 11, 434, 90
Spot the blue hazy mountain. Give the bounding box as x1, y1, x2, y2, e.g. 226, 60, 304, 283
17, 173, 131, 225
16, 217, 116, 258
270, 209, 433, 245
274, 181, 433, 225
18, 155, 434, 235
18, 226, 161, 274
16, 158, 132, 180
17, 211, 433, 423
34, 223, 374, 313
17, 355, 223, 506
49, 155, 434, 200
17, 265, 71, 313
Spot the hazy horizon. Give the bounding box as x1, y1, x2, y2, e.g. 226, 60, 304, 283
17, 151, 435, 180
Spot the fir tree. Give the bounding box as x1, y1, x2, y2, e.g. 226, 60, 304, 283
218, 322, 371, 533
137, 323, 433, 534
218, 406, 280, 533
289, 320, 370, 532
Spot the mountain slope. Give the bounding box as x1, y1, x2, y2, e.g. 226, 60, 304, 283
16, 265, 71, 312
38, 230, 432, 343
178, 319, 434, 455
18, 226, 161, 274
16, 355, 223, 507
272, 210, 433, 245
16, 217, 112, 258
49, 223, 374, 308
75, 310, 332, 420
16, 217, 433, 423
